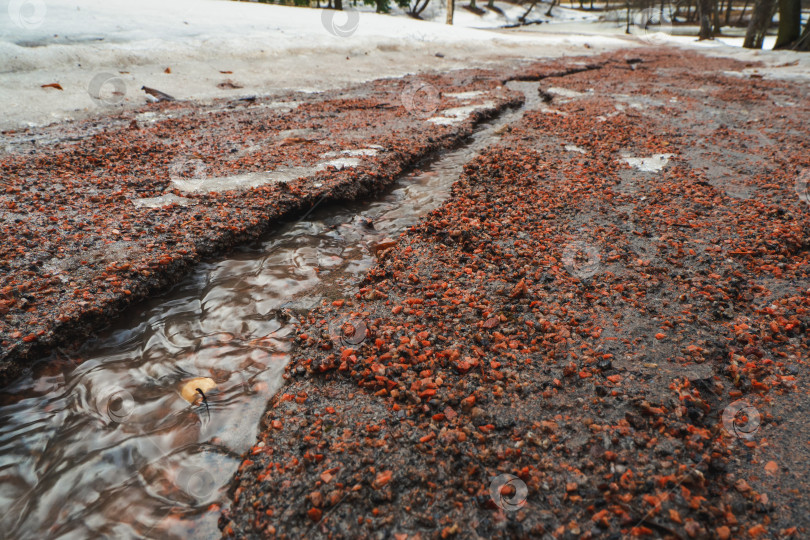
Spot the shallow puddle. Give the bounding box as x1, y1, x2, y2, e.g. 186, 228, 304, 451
0, 83, 538, 539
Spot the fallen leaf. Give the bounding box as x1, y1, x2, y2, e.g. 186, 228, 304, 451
180, 377, 216, 403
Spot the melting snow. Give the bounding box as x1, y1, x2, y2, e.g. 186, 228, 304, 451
132, 193, 191, 208
547, 87, 588, 99
428, 101, 495, 125
622, 154, 675, 172
323, 148, 379, 157
445, 91, 486, 100
170, 158, 362, 193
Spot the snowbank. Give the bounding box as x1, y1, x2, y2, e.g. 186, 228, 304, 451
1, 0, 806, 130
0, 0, 625, 129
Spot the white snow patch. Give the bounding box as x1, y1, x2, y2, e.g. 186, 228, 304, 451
541, 108, 568, 116
0, 0, 631, 130
171, 158, 361, 193
547, 87, 588, 99
428, 101, 495, 125
255, 101, 303, 113
323, 148, 379, 158
323, 157, 362, 169
622, 154, 675, 172
565, 144, 587, 154
132, 193, 192, 208
445, 91, 485, 100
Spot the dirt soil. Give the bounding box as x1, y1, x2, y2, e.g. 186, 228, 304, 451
219, 50, 810, 539
5, 61, 592, 385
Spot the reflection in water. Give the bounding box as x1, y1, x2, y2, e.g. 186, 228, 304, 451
0, 90, 533, 539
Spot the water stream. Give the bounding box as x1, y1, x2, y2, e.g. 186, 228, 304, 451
0, 81, 540, 539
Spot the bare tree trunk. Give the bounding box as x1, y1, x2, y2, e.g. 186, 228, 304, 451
545, 0, 557, 17
724, 0, 733, 25
625, 0, 631, 33
713, 0, 722, 34
470, 0, 476, 9
774, 0, 801, 48
743, 0, 776, 48
487, 0, 494, 8
335, 0, 342, 9
446, 0, 454, 23
698, 0, 714, 38
791, 17, 810, 50
520, 0, 539, 22
737, 0, 751, 24
409, 0, 431, 17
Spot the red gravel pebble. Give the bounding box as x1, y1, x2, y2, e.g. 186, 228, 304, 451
220, 49, 809, 539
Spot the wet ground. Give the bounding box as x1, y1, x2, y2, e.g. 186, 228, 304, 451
221, 50, 809, 539
1, 48, 808, 539
0, 94, 529, 538
0, 64, 542, 383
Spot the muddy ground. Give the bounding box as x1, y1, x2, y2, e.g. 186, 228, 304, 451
2, 47, 809, 539
5, 59, 598, 385
218, 50, 810, 539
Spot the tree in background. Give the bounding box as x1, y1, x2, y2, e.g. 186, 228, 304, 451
697, 0, 714, 38
362, 0, 409, 12
446, 0, 454, 23
793, 16, 810, 50
408, 0, 431, 17
774, 0, 801, 47
743, 0, 776, 47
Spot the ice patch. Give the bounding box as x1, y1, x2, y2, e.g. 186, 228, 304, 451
171, 158, 362, 193
258, 101, 302, 113
445, 91, 485, 100
428, 117, 461, 126
323, 157, 362, 168
547, 87, 588, 99
322, 148, 379, 158
622, 154, 675, 172
565, 144, 586, 154
132, 193, 192, 208
428, 101, 495, 125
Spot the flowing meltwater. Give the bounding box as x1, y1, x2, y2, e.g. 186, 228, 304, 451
0, 82, 541, 539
